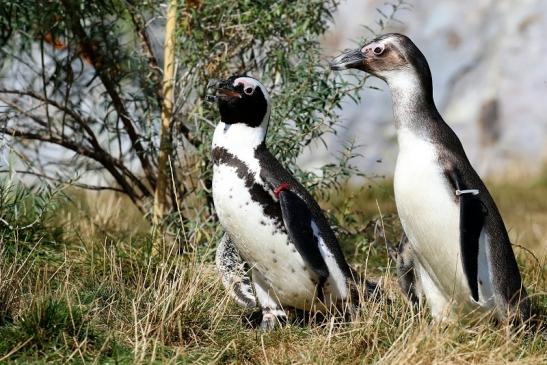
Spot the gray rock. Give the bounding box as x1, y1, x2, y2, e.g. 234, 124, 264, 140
317, 0, 547, 178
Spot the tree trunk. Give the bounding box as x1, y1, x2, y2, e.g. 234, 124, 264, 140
153, 0, 178, 228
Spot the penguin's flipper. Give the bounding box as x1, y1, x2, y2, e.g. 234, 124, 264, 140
459, 189, 486, 302
215, 233, 257, 308
278, 189, 330, 283
447, 171, 486, 302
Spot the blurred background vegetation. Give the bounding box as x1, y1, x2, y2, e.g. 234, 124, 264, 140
0, 0, 366, 232
0, 0, 545, 363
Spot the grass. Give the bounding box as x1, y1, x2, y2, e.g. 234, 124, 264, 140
0, 176, 545, 364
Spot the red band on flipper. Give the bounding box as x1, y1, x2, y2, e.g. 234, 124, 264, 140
274, 182, 290, 198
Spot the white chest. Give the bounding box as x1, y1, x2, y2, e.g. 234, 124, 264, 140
212, 157, 318, 308
394, 130, 467, 299
394, 129, 497, 315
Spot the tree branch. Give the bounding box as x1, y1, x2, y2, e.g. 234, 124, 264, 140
125, 3, 163, 102
0, 96, 50, 129
153, 0, 177, 226
0, 169, 126, 193
60, 0, 157, 190
0, 126, 145, 211
0, 89, 153, 198
128, 4, 202, 149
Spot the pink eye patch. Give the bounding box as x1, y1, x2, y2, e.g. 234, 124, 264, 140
234, 77, 255, 91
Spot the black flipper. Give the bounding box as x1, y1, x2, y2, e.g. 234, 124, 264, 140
278, 189, 330, 285
447, 170, 486, 302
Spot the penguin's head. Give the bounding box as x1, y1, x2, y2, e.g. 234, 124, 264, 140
329, 33, 432, 96
209, 76, 270, 128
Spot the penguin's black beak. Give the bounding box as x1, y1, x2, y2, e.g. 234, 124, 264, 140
206, 78, 241, 103
329, 48, 366, 71
206, 79, 220, 102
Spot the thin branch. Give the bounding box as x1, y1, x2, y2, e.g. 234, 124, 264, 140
60, 0, 157, 190
1, 89, 99, 145
0, 96, 50, 129
39, 37, 53, 135
0, 126, 143, 208
0, 89, 152, 197
125, 3, 163, 102
0, 169, 125, 193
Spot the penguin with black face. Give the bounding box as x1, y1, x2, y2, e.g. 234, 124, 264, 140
209, 76, 372, 330
330, 34, 533, 324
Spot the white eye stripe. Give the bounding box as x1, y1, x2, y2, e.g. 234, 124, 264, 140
361, 41, 385, 55
373, 46, 384, 55
234, 77, 256, 91
232, 76, 271, 103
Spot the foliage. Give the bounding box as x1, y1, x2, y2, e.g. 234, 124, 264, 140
0, 0, 366, 230
0, 177, 66, 326
5, 0, 167, 209
0, 177, 65, 257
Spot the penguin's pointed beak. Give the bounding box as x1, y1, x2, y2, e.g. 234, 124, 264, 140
206, 78, 242, 102
206, 79, 220, 102
329, 48, 366, 71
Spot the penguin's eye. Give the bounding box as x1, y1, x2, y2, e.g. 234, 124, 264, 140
244, 87, 254, 95
373, 46, 384, 55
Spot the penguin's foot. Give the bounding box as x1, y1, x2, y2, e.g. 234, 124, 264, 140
430, 307, 455, 325
365, 280, 385, 302
259, 309, 287, 331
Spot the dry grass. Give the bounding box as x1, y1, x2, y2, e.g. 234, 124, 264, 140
0, 177, 545, 364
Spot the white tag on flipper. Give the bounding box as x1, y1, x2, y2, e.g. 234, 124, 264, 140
456, 189, 479, 196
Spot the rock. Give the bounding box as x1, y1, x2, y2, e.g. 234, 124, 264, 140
317, 0, 547, 179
